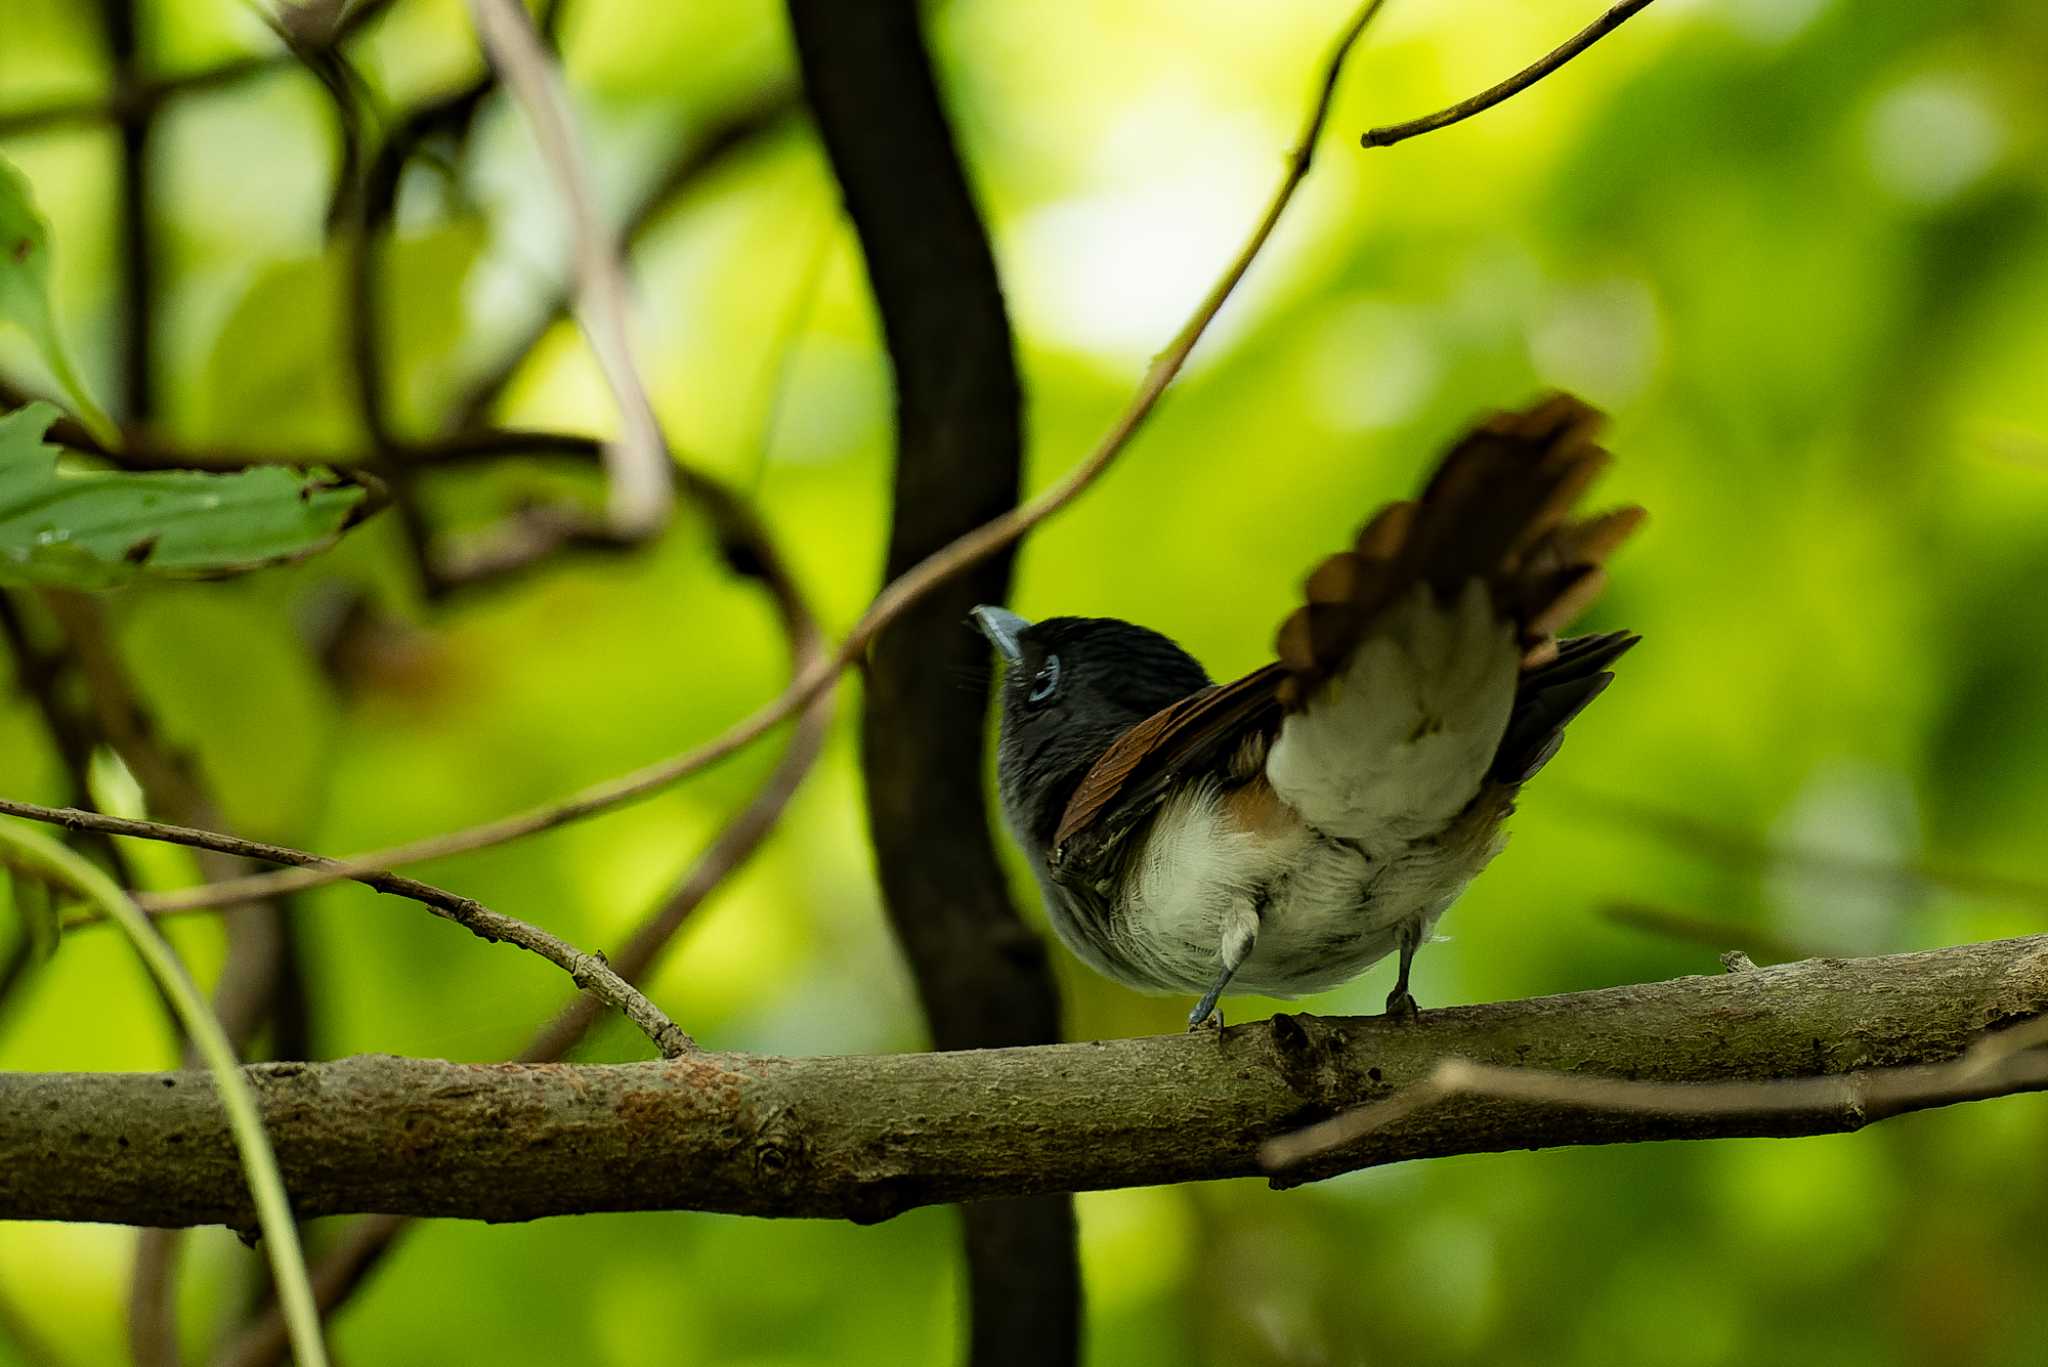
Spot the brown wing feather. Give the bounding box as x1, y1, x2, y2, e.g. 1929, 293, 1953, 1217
1053, 663, 1286, 851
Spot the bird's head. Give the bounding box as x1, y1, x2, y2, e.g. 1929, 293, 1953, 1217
970, 606, 1210, 848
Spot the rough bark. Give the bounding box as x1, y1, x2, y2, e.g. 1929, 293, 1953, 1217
787, 2, 1079, 1364
5, 937, 2044, 1227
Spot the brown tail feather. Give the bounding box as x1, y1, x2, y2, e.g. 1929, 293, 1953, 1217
1274, 393, 1641, 709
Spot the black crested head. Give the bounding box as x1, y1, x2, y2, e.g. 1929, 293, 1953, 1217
971, 608, 1211, 854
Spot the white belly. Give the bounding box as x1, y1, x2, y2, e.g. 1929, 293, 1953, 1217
1102, 779, 1501, 997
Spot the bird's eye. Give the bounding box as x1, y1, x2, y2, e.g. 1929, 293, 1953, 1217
1027, 653, 1060, 702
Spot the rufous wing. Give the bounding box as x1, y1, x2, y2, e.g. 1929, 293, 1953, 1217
1053, 664, 1286, 852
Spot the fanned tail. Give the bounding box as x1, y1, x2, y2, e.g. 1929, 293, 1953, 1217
1274, 393, 1643, 708
1264, 393, 1642, 844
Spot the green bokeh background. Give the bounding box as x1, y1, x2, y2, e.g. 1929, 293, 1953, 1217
4, 0, 2047, 1363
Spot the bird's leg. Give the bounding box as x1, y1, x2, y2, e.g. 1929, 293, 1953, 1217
1189, 897, 1262, 1030
1384, 918, 1422, 1020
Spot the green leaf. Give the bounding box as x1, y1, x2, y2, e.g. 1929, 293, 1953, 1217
0, 155, 117, 446
0, 863, 60, 962
0, 402, 370, 588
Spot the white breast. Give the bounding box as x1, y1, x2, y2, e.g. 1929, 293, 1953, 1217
1109, 777, 1500, 997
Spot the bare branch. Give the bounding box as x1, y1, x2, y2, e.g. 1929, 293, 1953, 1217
0, 378, 602, 474
467, 0, 673, 535
0, 797, 693, 1058
1361, 0, 1658, 149
129, 0, 1388, 918
1263, 1016, 2048, 1171
2, 936, 2043, 1226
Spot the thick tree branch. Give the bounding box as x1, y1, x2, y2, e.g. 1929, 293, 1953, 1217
2, 937, 2043, 1226
786, 1, 1072, 1361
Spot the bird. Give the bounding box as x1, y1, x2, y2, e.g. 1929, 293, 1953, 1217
972, 392, 1643, 1029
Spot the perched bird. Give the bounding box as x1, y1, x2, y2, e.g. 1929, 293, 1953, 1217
974, 393, 1643, 1028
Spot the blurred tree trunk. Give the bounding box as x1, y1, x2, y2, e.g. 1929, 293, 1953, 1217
786, 3, 1081, 1365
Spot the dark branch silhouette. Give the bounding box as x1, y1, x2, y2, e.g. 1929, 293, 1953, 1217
786, 2, 1075, 1362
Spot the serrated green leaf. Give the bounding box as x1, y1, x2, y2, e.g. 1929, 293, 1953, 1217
0, 154, 116, 445
0, 402, 370, 587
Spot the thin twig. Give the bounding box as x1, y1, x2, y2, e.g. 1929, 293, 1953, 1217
42, 569, 293, 1057
521, 477, 826, 1060
1957, 1012, 2048, 1077
0, 374, 606, 472
1361, 0, 1658, 148
1261, 1038, 2048, 1170
3, 798, 693, 1057
426, 505, 641, 591
468, 0, 673, 535
331, 0, 570, 598
129, 0, 1388, 916
0, 592, 135, 1015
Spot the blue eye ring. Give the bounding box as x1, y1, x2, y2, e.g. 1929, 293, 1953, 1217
1027, 653, 1060, 702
